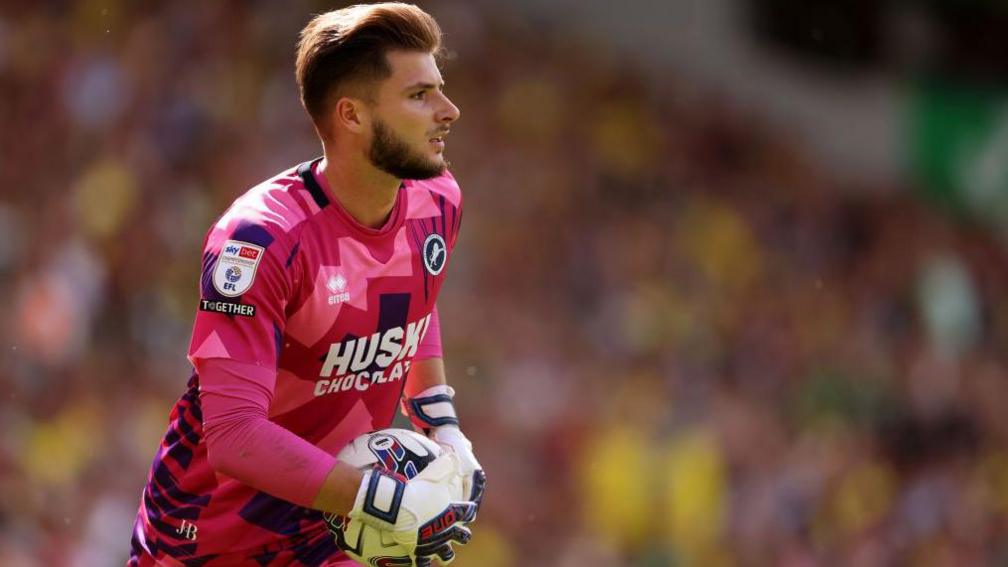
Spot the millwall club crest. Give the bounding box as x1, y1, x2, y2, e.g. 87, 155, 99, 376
422, 233, 447, 276
212, 240, 265, 297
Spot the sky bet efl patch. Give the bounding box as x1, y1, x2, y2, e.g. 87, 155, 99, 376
212, 240, 265, 297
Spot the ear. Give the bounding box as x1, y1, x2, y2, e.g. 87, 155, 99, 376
334, 96, 369, 134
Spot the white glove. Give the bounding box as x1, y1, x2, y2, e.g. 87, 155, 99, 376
429, 425, 484, 508
345, 452, 477, 564
403, 385, 486, 509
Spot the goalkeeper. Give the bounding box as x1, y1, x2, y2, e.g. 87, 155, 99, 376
128, 3, 485, 566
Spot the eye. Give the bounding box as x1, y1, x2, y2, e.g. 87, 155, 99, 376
410, 91, 426, 100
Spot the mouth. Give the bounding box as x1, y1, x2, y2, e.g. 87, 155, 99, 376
429, 131, 449, 149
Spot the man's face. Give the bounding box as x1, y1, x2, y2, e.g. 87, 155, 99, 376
365, 50, 460, 180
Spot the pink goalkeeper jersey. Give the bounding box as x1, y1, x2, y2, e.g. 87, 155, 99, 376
131, 158, 462, 565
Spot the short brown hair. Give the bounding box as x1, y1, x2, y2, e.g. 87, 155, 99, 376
296, 3, 443, 124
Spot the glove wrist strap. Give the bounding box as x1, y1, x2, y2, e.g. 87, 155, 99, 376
404, 384, 459, 430
357, 468, 407, 528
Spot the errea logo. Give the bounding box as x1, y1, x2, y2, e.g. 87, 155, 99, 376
327, 273, 350, 305
423, 234, 447, 276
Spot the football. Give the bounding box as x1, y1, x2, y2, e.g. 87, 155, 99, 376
327, 428, 443, 566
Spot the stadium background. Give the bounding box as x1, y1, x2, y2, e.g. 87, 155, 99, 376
3, 0, 1008, 564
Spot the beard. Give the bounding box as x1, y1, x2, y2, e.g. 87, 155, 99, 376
366, 118, 446, 180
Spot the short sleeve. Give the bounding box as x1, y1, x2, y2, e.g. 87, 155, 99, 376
187, 221, 293, 370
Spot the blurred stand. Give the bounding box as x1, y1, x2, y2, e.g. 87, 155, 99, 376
1, 1, 1008, 565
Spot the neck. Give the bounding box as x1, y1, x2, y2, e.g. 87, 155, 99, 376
319, 149, 401, 229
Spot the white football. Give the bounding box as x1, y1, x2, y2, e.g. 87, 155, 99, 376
329, 428, 443, 566
336, 428, 442, 477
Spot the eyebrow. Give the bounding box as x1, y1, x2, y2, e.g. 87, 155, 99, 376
403, 81, 444, 92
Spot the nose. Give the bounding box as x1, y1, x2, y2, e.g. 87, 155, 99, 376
437, 92, 460, 124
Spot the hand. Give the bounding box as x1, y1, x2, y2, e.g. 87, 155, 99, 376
336, 452, 477, 564
429, 425, 486, 510
404, 385, 487, 511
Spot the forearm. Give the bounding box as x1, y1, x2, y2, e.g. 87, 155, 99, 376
405, 357, 448, 398
313, 460, 364, 514
406, 306, 445, 398
198, 358, 362, 514
204, 408, 349, 509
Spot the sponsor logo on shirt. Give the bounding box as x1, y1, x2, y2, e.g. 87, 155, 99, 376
238, 246, 261, 260
422, 233, 447, 276
213, 240, 265, 297
313, 313, 432, 397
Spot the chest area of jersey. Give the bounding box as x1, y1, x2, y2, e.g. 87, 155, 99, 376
284, 220, 447, 350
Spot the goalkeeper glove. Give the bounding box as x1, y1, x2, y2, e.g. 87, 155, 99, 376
330, 452, 477, 564
404, 385, 486, 510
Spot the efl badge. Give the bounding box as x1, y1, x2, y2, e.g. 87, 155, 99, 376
422, 233, 447, 276
213, 240, 265, 297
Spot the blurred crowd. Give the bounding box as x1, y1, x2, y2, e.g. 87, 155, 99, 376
3, 1, 1008, 565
